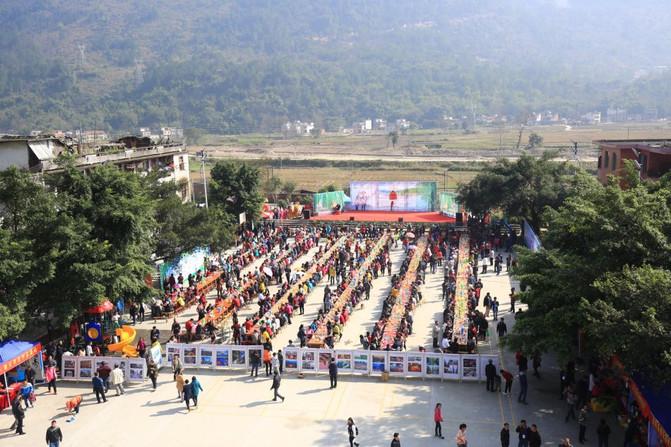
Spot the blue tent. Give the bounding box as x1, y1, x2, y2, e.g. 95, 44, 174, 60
0, 340, 42, 408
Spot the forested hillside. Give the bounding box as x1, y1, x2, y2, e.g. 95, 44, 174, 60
1, 0, 670, 134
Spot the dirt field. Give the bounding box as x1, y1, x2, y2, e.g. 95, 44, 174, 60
188, 122, 663, 191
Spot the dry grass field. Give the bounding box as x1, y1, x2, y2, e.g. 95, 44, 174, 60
189, 121, 664, 192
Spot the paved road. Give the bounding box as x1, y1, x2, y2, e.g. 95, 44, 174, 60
0, 246, 625, 446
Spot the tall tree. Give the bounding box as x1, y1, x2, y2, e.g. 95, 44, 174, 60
209, 161, 265, 220
501, 175, 671, 384
457, 153, 574, 231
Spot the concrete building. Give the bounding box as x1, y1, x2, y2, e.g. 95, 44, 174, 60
0, 136, 192, 201
0, 135, 68, 172
595, 139, 671, 186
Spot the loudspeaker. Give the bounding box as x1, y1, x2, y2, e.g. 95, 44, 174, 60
455, 212, 463, 225
302, 209, 311, 220
398, 217, 403, 223
349, 216, 355, 221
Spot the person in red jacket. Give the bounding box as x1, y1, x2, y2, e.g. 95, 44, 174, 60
434, 403, 445, 439
500, 369, 514, 395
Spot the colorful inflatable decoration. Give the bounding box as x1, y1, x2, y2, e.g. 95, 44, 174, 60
85, 321, 102, 342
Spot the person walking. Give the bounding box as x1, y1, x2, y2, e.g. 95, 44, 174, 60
271, 352, 280, 375
329, 357, 338, 389
564, 385, 577, 422
456, 424, 468, 447
92, 372, 107, 403
277, 350, 284, 375
432, 321, 441, 349
500, 423, 510, 447
485, 359, 497, 392
492, 297, 499, 320
182, 379, 193, 411
97, 361, 112, 393
191, 376, 203, 408
270, 371, 285, 402
46, 420, 63, 447
172, 354, 183, 381
433, 403, 444, 439
147, 359, 158, 391
532, 354, 541, 378
250, 349, 260, 377
578, 404, 589, 444
509, 287, 516, 312
45, 362, 58, 395
518, 370, 528, 404
528, 424, 541, 447
110, 364, 125, 396
12, 396, 25, 435
497, 318, 507, 338
596, 418, 611, 447
347, 417, 360, 447
176, 373, 185, 399
516, 420, 529, 447
391, 432, 401, 447
20, 379, 35, 409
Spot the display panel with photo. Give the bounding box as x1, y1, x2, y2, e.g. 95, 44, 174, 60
389, 353, 406, 375
425, 355, 441, 377
318, 351, 332, 371
336, 351, 352, 372
353, 352, 369, 373
461, 356, 479, 380
407, 354, 423, 375
78, 359, 92, 378
200, 347, 213, 367
183, 347, 197, 365
215, 348, 230, 367
231, 348, 247, 367
371, 353, 386, 373
301, 349, 316, 371
442, 354, 460, 379
283, 348, 299, 370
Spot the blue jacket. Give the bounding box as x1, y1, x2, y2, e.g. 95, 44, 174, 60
191, 379, 203, 396
92, 376, 104, 390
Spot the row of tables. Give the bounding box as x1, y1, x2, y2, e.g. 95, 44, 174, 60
308, 234, 390, 347
452, 234, 471, 346
380, 236, 428, 348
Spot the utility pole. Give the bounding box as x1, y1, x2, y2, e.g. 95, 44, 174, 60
200, 150, 208, 208
77, 43, 86, 67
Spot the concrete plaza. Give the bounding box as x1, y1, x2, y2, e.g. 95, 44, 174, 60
0, 240, 624, 446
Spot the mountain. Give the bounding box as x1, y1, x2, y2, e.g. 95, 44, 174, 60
1, 0, 670, 134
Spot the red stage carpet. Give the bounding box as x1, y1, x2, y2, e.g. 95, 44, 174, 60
310, 211, 454, 223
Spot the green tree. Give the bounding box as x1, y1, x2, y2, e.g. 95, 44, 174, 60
209, 161, 265, 219
527, 132, 543, 148
502, 175, 671, 383
457, 153, 574, 232
263, 176, 282, 203
0, 229, 35, 338
149, 175, 234, 261
281, 180, 297, 200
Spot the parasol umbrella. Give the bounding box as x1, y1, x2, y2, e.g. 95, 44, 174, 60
295, 271, 306, 277
406, 232, 415, 239
263, 267, 273, 277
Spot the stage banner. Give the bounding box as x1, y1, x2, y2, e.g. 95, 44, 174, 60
439, 192, 459, 218
523, 219, 541, 252
442, 354, 460, 380
461, 355, 479, 380
424, 354, 441, 379
353, 351, 370, 374
406, 353, 424, 376
300, 349, 318, 372
283, 347, 299, 371
350, 181, 436, 212
335, 350, 353, 373
215, 347, 230, 368
318, 350, 334, 372
313, 191, 348, 216
388, 353, 406, 376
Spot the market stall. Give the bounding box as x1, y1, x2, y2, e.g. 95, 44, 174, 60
0, 340, 42, 410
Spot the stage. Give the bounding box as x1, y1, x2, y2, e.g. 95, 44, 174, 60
310, 210, 455, 223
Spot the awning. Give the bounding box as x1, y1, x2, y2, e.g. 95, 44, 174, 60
27, 141, 54, 161
0, 341, 42, 375
84, 299, 114, 314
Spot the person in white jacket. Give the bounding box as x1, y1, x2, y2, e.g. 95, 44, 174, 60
110, 364, 125, 395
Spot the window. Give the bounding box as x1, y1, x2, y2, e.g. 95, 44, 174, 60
612, 153, 617, 170
597, 155, 602, 169
641, 154, 648, 174
178, 156, 185, 171
604, 151, 609, 168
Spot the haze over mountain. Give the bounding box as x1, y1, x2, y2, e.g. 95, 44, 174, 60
1, 0, 670, 134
